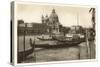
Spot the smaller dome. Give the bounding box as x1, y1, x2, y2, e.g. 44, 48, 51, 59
45, 14, 49, 22
41, 15, 44, 20
45, 14, 48, 18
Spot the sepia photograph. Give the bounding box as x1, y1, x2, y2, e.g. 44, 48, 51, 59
14, 2, 96, 64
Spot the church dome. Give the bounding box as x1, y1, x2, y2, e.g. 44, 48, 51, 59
49, 9, 59, 22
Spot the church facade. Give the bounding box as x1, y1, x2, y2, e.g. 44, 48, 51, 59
41, 9, 61, 34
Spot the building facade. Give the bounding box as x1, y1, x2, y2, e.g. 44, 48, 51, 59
41, 9, 60, 34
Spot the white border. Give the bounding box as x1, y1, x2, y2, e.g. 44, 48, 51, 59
13, 1, 97, 66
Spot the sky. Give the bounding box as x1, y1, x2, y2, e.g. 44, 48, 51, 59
16, 3, 93, 28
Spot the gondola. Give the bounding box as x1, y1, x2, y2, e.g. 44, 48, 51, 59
37, 37, 55, 41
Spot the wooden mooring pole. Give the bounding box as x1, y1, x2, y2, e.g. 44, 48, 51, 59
23, 23, 27, 61
86, 29, 90, 59
33, 36, 36, 62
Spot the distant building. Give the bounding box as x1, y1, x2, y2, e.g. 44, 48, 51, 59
17, 20, 24, 25
69, 25, 84, 34
18, 23, 49, 35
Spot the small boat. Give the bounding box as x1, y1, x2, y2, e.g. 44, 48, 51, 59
57, 39, 82, 45
37, 36, 55, 41
52, 34, 84, 45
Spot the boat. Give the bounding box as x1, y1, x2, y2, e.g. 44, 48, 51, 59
37, 37, 55, 41
51, 33, 85, 45
30, 39, 81, 48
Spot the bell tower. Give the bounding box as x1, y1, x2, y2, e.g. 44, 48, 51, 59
41, 15, 44, 23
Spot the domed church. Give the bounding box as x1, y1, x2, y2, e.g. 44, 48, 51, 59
41, 9, 60, 34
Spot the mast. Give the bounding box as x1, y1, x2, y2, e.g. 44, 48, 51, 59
77, 13, 79, 26
75, 13, 79, 33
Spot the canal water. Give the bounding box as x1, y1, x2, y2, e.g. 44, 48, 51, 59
18, 35, 95, 63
